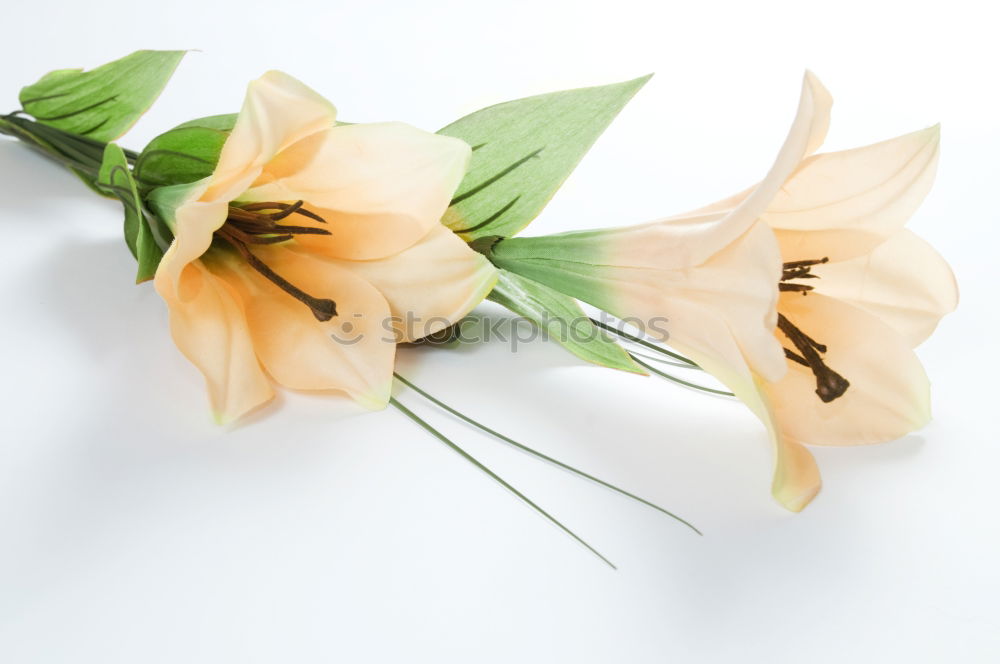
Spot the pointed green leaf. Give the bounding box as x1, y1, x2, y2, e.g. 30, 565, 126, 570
488, 269, 644, 374
20, 50, 186, 142
96, 144, 165, 283
133, 114, 237, 190
438, 75, 650, 240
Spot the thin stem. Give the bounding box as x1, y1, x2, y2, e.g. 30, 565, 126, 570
629, 353, 734, 397
589, 317, 699, 367
1, 113, 139, 183
390, 396, 617, 569
628, 350, 701, 370
1, 114, 104, 175
393, 372, 700, 535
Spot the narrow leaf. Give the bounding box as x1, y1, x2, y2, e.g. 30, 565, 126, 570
394, 373, 701, 535
488, 269, 644, 374
96, 144, 165, 283
20, 50, 186, 142
589, 317, 699, 367
439, 75, 651, 240
390, 397, 616, 569
629, 354, 734, 397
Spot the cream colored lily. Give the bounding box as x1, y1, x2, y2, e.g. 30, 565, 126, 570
484, 72, 956, 511
149, 71, 497, 422
657, 75, 956, 511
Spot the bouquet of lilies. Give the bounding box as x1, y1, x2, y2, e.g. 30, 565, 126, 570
1, 51, 957, 565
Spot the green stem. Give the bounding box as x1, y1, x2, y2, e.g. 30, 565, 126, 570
390, 396, 617, 569
394, 372, 701, 535
629, 353, 734, 397
0, 113, 135, 179
589, 317, 700, 367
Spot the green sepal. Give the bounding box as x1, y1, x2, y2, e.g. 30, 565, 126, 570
96, 144, 165, 283
488, 269, 644, 374
133, 114, 237, 190
439, 75, 651, 241
146, 180, 203, 234
484, 232, 622, 316
19, 50, 186, 142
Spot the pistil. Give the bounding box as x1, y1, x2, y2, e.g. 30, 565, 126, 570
215, 201, 337, 322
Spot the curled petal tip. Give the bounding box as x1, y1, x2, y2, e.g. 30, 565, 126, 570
354, 381, 393, 411
775, 485, 821, 513
772, 439, 822, 512
924, 123, 942, 145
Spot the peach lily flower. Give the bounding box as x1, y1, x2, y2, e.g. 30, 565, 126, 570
681, 76, 957, 511
148, 71, 497, 422
484, 72, 956, 511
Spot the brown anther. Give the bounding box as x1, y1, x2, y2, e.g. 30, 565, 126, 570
265, 199, 305, 221
783, 257, 830, 270
781, 257, 829, 284
268, 225, 332, 236
777, 313, 849, 403
779, 283, 815, 294
237, 200, 328, 223
223, 203, 332, 241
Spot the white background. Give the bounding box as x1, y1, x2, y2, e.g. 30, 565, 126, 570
1, 1, 997, 661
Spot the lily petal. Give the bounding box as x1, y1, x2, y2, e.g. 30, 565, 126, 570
769, 125, 941, 262
157, 260, 274, 423
811, 229, 958, 346
672, 334, 821, 513
206, 70, 337, 201
222, 246, 395, 409
153, 72, 339, 304
242, 122, 471, 260
768, 292, 932, 447
648, 71, 833, 265
331, 224, 498, 342
150, 182, 228, 303
647, 220, 788, 382
771, 433, 823, 512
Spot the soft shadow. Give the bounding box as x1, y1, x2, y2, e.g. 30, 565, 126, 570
0, 140, 97, 214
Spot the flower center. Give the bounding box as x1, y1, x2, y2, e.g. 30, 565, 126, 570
214, 201, 337, 322
778, 258, 850, 403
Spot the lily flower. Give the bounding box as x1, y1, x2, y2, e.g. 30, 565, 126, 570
711, 85, 956, 511
482, 73, 956, 511
148, 71, 497, 422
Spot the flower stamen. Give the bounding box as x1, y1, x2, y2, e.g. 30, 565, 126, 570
215, 202, 337, 321
777, 313, 849, 403
776, 257, 849, 402
240, 200, 328, 224
780, 257, 829, 293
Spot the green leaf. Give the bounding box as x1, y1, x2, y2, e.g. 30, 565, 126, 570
488, 269, 644, 374
133, 114, 236, 189
438, 75, 651, 240
96, 144, 165, 283
19, 50, 186, 142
